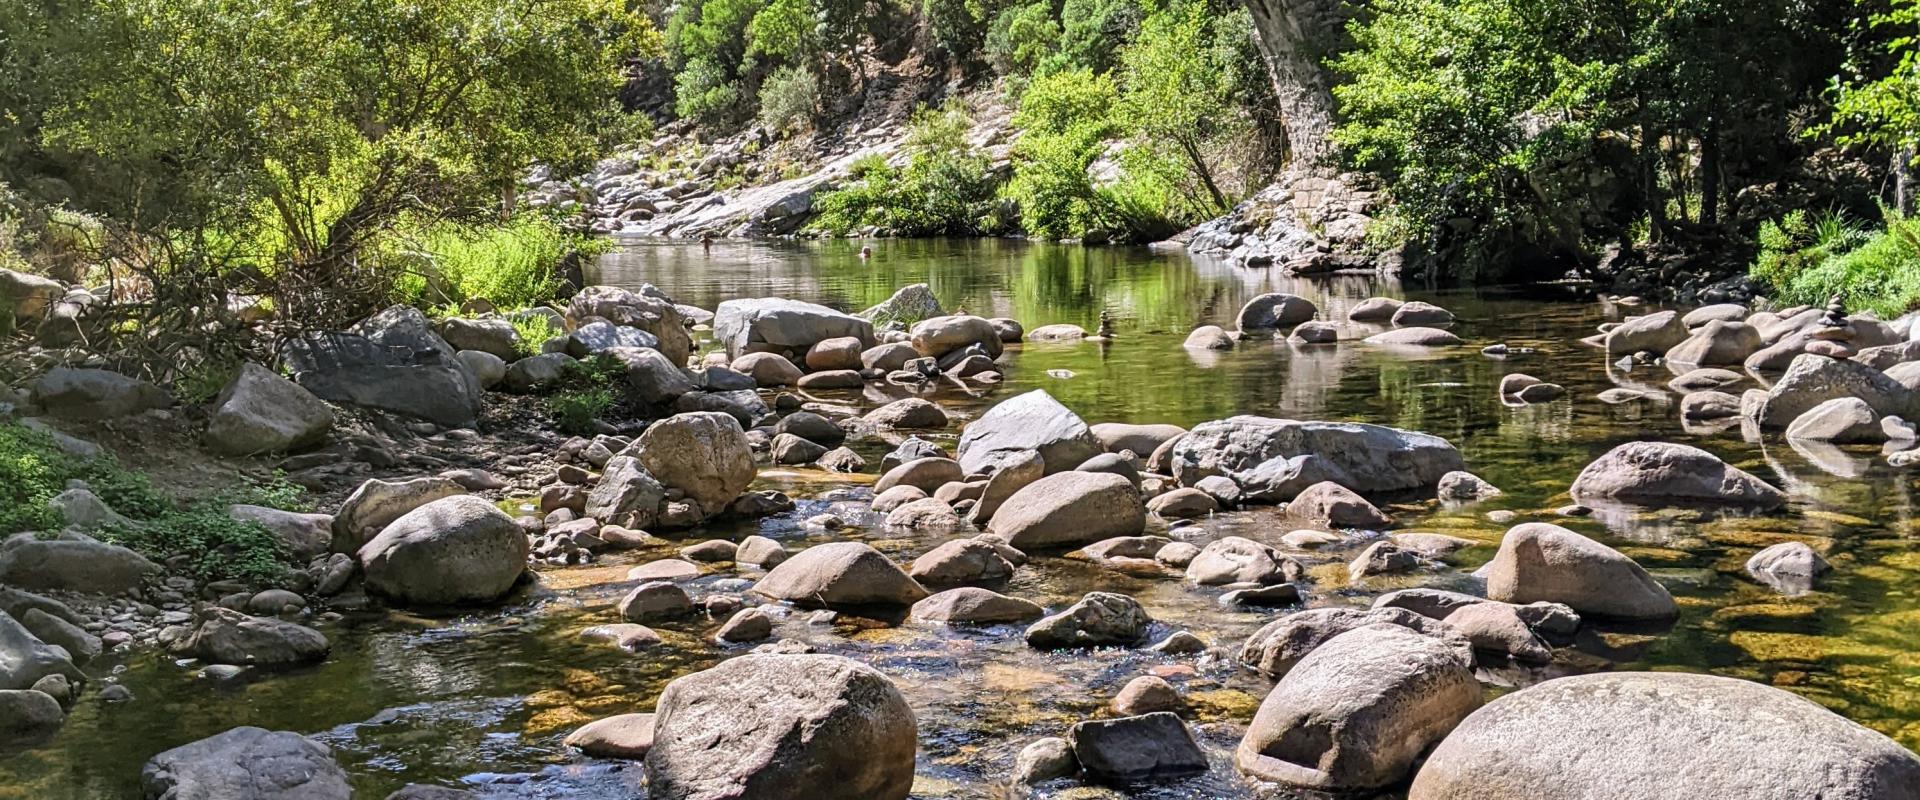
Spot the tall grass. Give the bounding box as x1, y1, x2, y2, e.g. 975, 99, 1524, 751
1751, 210, 1920, 317
393, 214, 606, 310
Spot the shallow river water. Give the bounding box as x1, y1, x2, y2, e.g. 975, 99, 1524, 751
7, 238, 1920, 798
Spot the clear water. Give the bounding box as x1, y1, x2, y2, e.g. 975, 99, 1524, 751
7, 237, 1917, 798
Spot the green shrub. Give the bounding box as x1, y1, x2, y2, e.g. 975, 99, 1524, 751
811, 101, 1003, 236
758, 65, 821, 134
550, 388, 615, 434
1752, 212, 1920, 317
986, 1, 1060, 76
510, 312, 564, 358
99, 507, 290, 584
392, 214, 602, 310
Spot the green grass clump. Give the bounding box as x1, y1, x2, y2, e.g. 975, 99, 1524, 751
1751, 211, 1920, 317
394, 214, 608, 310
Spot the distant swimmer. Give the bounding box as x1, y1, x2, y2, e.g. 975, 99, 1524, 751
701, 233, 714, 251
859, 245, 872, 259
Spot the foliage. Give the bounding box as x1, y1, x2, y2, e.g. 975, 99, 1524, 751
550, 387, 615, 434
1001, 70, 1122, 239
759, 65, 823, 134
986, 2, 1061, 77
510, 313, 564, 358
1051, 0, 1144, 75
1116, 0, 1241, 216
811, 101, 1005, 236
1816, 0, 1920, 163
391, 213, 601, 310
1752, 210, 1920, 316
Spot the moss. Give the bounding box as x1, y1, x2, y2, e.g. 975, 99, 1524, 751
1728, 631, 1904, 663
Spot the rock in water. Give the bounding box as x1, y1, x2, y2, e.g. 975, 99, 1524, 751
1568, 441, 1784, 510
1407, 672, 1920, 800
357, 495, 528, 607
1024, 592, 1150, 649
0, 611, 81, 690
0, 689, 63, 744
955, 389, 1102, 476
1603, 310, 1686, 356
911, 587, 1044, 624
170, 607, 329, 667
1170, 416, 1463, 494
1236, 293, 1319, 331
1070, 712, 1208, 783
140, 726, 352, 800
204, 363, 334, 455
645, 654, 916, 800
1756, 353, 1917, 429
1236, 624, 1481, 791
1482, 523, 1675, 620
987, 472, 1146, 549
751, 542, 929, 608
1785, 397, 1887, 442
858, 283, 943, 323
628, 412, 755, 519
1238, 607, 1465, 679
565, 713, 656, 759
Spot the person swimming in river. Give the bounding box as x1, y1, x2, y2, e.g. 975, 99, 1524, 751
860, 245, 872, 260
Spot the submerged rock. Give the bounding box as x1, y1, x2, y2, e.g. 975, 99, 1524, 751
1025, 592, 1151, 649
140, 726, 352, 800
1071, 712, 1208, 783
170, 607, 329, 668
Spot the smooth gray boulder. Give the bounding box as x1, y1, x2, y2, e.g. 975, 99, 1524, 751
1757, 353, 1916, 429
169, 607, 329, 667
627, 412, 754, 518
605, 346, 697, 404
229, 505, 334, 561
357, 495, 528, 606
1785, 397, 1887, 442
956, 390, 1101, 476
1364, 327, 1462, 346
1604, 310, 1686, 355
1568, 441, 1784, 510
1347, 297, 1403, 322
714, 298, 874, 358
1236, 624, 1481, 791
0, 611, 81, 690
751, 542, 929, 608
910, 587, 1044, 624
567, 285, 693, 364
1290, 481, 1392, 528
140, 726, 351, 800
436, 317, 519, 360
1170, 416, 1463, 494
0, 688, 63, 743
1483, 523, 1675, 620
1391, 301, 1454, 326
565, 713, 656, 759
504, 352, 574, 391
909, 314, 1004, 359
584, 456, 667, 530
32, 367, 170, 420
1071, 712, 1208, 783
731, 352, 803, 386
646, 654, 915, 800
986, 472, 1145, 549
205, 363, 333, 455
858, 283, 943, 323
1186, 536, 1301, 586
1664, 320, 1761, 366
1238, 606, 1465, 679
1407, 672, 1920, 800
1237, 293, 1319, 331
331, 476, 467, 554
454, 350, 506, 389
0, 531, 157, 595
1089, 423, 1187, 458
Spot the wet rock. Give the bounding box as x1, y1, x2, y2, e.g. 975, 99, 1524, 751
1288, 321, 1340, 344
884, 497, 962, 529
871, 485, 929, 513
1187, 537, 1301, 585
32, 367, 170, 420
1071, 712, 1207, 783
1290, 481, 1392, 528
18, 609, 98, 665
1237, 293, 1319, 331
1746, 541, 1829, 594
1348, 541, 1421, 580
881, 437, 946, 471
1407, 672, 1920, 800
969, 450, 1046, 525
816, 447, 865, 473
619, 582, 694, 620
1364, 327, 1462, 346
1183, 325, 1235, 350
1154, 541, 1200, 567
1389, 532, 1477, 558
140, 726, 351, 800
1665, 320, 1762, 366
910, 315, 1004, 359
1680, 390, 1742, 420
1236, 624, 1481, 791
1391, 301, 1454, 326
1238, 606, 1463, 679
1568, 441, 1784, 510
0, 531, 157, 595
581, 623, 663, 652
629, 412, 755, 519
1147, 631, 1208, 654
731, 352, 803, 386
987, 472, 1146, 549
1015, 737, 1078, 784
1435, 471, 1500, 501
565, 713, 657, 759
1171, 416, 1463, 495
1786, 397, 1887, 442
804, 336, 865, 371
715, 608, 775, 643
1757, 353, 1916, 429
770, 433, 828, 464
1443, 602, 1551, 662
752, 542, 929, 608
864, 398, 947, 429
646, 654, 915, 800
715, 298, 874, 359
204, 364, 333, 455
908, 540, 1013, 586
1483, 523, 1675, 620
873, 457, 964, 494
1669, 367, 1743, 392
859, 342, 919, 372
735, 536, 788, 568
1221, 583, 1304, 607
1081, 536, 1171, 561
957, 390, 1102, 476
357, 495, 528, 607
1347, 297, 1404, 322
0, 689, 62, 743
171, 607, 328, 667
1025, 592, 1150, 649
1603, 310, 1686, 356
679, 540, 738, 563
911, 587, 1043, 624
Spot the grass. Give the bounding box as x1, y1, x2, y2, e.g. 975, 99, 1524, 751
1751, 210, 1920, 317
393, 213, 608, 310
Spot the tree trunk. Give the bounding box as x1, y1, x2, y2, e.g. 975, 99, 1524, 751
1238, 0, 1350, 172
1897, 146, 1915, 216
1700, 121, 1720, 227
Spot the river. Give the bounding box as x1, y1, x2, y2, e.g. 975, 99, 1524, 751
5, 237, 1916, 798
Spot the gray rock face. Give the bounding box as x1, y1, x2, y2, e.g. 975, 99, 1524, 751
911, 587, 1044, 623
0, 611, 80, 690
1568, 441, 1785, 510
170, 607, 329, 667
565, 320, 660, 358
1664, 320, 1761, 366
987, 471, 1146, 549
1170, 416, 1463, 495
1407, 672, 1920, 800
864, 398, 947, 429
1483, 523, 1675, 620
1290, 481, 1392, 528
1435, 471, 1500, 501
1679, 390, 1742, 420
0, 531, 157, 595
141, 726, 352, 800
228, 505, 333, 561
645, 654, 916, 800
1237, 293, 1319, 331
1236, 624, 1481, 791
629, 412, 754, 519
564, 713, 656, 759
331, 476, 467, 554
873, 457, 964, 495
1024, 592, 1150, 649
1604, 310, 1686, 355
1757, 353, 1916, 429
205, 364, 333, 455
585, 456, 666, 529
1238, 606, 1464, 679
1071, 712, 1208, 783
285, 331, 481, 427
567, 285, 693, 365
714, 298, 874, 358
751, 542, 929, 608
32, 367, 170, 420
1014, 737, 1078, 785
957, 390, 1102, 476
969, 450, 1046, 525
1786, 397, 1887, 442
357, 495, 528, 607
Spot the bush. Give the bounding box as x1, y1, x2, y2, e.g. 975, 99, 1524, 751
1001, 69, 1121, 239
391, 214, 603, 310
758, 65, 821, 134
1752, 212, 1920, 317
986, 1, 1060, 76
811, 101, 1003, 236
550, 388, 615, 434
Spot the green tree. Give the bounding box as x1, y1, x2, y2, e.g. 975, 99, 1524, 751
1001, 69, 1122, 239
986, 1, 1061, 76
1819, 0, 1920, 211
1119, 0, 1239, 214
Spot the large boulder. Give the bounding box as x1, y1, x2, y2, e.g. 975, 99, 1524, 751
1604, 310, 1686, 355
567, 285, 693, 365
714, 298, 874, 358
646, 654, 916, 800
0, 531, 157, 595
1408, 672, 1920, 800
32, 367, 170, 420
956, 390, 1102, 476
1236, 293, 1319, 331
1757, 354, 1916, 429
605, 346, 697, 404
1664, 320, 1761, 366
1236, 624, 1481, 791
858, 283, 944, 323
1482, 523, 1675, 620
986, 472, 1146, 549
1786, 397, 1887, 442
356, 495, 528, 606
909, 315, 1004, 359
0, 611, 81, 690
751, 542, 929, 608
285, 332, 481, 428
1186, 536, 1302, 586
331, 476, 467, 554
1170, 416, 1463, 494
140, 726, 352, 800
205, 363, 334, 455
1238, 606, 1464, 679
169, 607, 329, 667
628, 412, 754, 518
436, 317, 519, 360
1024, 592, 1150, 649
1568, 441, 1784, 510
1290, 481, 1392, 528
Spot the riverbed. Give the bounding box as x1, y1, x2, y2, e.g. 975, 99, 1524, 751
6, 237, 1917, 798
